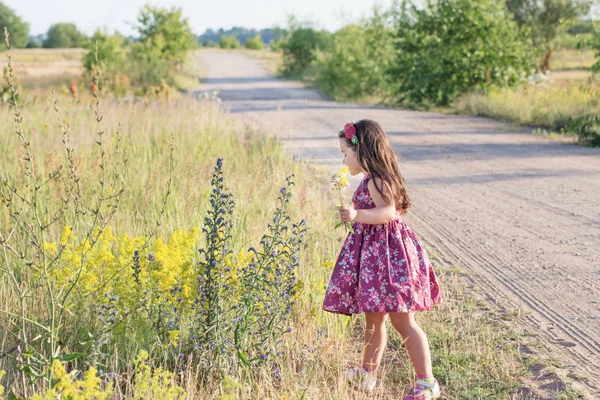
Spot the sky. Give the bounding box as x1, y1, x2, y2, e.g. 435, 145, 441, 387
4, 0, 396, 37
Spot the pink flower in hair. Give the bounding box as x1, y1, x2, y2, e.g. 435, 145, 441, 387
343, 123, 356, 140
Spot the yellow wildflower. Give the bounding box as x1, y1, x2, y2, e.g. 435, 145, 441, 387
44, 241, 58, 253
168, 330, 180, 346
60, 225, 72, 246
0, 370, 5, 396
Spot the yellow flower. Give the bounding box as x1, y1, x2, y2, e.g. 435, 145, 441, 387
168, 330, 180, 346
60, 225, 72, 246
0, 370, 5, 396
44, 241, 58, 253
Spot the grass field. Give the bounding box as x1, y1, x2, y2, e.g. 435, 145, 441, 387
0, 48, 586, 399
453, 48, 599, 140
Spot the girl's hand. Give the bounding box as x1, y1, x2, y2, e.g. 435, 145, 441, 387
339, 206, 357, 222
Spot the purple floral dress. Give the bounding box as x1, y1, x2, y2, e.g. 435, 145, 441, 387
323, 174, 442, 316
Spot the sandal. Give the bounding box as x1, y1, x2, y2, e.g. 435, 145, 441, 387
402, 378, 441, 400
345, 367, 377, 394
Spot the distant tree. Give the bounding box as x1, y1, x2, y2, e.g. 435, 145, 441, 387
198, 26, 287, 47
390, 0, 536, 107
203, 39, 217, 47
44, 23, 89, 48
220, 35, 240, 49
26, 34, 44, 48
0, 2, 29, 49
568, 18, 596, 34
245, 34, 264, 49
135, 4, 195, 65
505, 0, 593, 70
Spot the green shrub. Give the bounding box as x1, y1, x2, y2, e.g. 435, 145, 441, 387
590, 26, 600, 74
315, 9, 394, 101
281, 27, 331, 77
129, 34, 173, 87
245, 34, 264, 50
389, 0, 536, 107
135, 5, 195, 65
220, 35, 240, 49
566, 114, 600, 146
83, 29, 129, 93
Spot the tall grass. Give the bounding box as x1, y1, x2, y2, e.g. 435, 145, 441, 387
454, 84, 599, 131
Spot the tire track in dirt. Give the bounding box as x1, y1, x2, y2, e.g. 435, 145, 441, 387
409, 201, 600, 356
191, 49, 600, 397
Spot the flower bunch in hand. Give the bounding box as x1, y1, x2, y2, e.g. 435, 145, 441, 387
329, 166, 354, 233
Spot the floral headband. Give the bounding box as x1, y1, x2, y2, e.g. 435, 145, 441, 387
340, 123, 358, 145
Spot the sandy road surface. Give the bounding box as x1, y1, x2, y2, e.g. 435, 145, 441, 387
191, 49, 600, 397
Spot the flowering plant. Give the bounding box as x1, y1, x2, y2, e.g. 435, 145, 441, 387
330, 166, 354, 233
340, 123, 358, 145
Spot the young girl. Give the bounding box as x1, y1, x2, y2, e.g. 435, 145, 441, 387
322, 120, 442, 399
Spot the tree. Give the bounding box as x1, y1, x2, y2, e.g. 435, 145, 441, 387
390, 0, 536, 107
26, 34, 44, 48
44, 23, 89, 48
245, 34, 264, 49
505, 0, 593, 70
135, 4, 195, 65
0, 2, 29, 49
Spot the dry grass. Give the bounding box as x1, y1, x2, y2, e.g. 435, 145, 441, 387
1, 48, 86, 92
551, 49, 596, 71
454, 47, 599, 138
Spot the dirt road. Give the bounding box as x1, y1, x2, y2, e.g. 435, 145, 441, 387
191, 49, 600, 397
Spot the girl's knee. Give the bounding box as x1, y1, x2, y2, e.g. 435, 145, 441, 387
365, 312, 388, 328
389, 312, 417, 336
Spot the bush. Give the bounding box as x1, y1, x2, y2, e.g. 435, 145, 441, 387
566, 114, 600, 146
389, 0, 536, 107
315, 9, 394, 101
220, 35, 240, 49
83, 29, 128, 94
281, 26, 332, 77
135, 5, 195, 66
245, 34, 264, 50
129, 33, 173, 87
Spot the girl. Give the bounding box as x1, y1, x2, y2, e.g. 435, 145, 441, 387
322, 120, 442, 399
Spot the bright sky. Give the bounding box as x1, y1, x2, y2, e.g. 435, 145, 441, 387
4, 0, 396, 37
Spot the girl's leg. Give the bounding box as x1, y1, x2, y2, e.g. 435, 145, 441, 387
388, 312, 433, 377
362, 312, 388, 372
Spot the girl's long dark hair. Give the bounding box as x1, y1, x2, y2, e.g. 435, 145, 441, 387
339, 119, 411, 213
